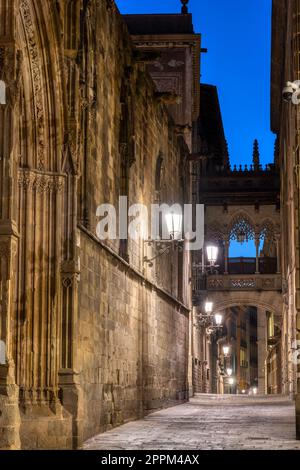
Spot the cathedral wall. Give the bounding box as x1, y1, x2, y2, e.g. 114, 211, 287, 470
75, 1, 191, 442
0, 0, 191, 449
78, 232, 189, 441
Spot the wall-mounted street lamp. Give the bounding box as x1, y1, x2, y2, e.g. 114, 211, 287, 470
193, 244, 219, 274
205, 301, 213, 314
226, 368, 233, 377
165, 211, 183, 241
206, 245, 218, 267
195, 299, 224, 335
144, 210, 183, 266
223, 345, 230, 357
214, 313, 223, 327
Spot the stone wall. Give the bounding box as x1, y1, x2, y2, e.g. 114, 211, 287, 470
78, 232, 189, 441
75, 1, 191, 442
271, 0, 300, 436
0, 0, 192, 449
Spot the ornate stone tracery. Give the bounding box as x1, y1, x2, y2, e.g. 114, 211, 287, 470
20, 0, 45, 170
259, 219, 276, 241
228, 213, 255, 241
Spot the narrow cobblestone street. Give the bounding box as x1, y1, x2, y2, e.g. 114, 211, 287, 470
83, 395, 300, 450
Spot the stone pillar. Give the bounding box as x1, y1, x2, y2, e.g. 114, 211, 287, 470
255, 235, 260, 274
0, 362, 20, 450
188, 308, 195, 397
224, 239, 229, 274
0, 0, 21, 449
275, 234, 281, 273
257, 308, 267, 394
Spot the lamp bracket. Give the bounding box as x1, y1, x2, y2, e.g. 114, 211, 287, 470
143, 239, 184, 266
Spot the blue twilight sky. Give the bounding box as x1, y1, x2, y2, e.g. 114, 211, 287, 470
116, 0, 275, 171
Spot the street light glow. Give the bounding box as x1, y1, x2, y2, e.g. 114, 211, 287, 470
165, 211, 182, 240
205, 301, 213, 314
214, 313, 223, 326
206, 245, 218, 265
223, 345, 230, 356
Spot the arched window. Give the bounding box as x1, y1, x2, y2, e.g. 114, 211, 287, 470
229, 214, 256, 258
259, 220, 276, 257
0, 80, 6, 105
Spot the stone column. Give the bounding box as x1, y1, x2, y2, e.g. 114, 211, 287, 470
224, 238, 229, 274
188, 308, 195, 398
255, 235, 260, 274
257, 307, 267, 394
0, 0, 21, 449
275, 234, 281, 273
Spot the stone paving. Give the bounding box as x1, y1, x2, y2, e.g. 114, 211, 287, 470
83, 394, 300, 450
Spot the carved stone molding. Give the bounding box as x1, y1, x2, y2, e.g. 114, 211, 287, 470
20, 0, 45, 170
105, 0, 116, 11
207, 278, 224, 289
0, 46, 14, 82
61, 260, 80, 287
18, 169, 65, 192
231, 279, 256, 289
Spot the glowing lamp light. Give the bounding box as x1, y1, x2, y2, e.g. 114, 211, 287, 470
204, 301, 213, 314
252, 387, 258, 395
242, 389, 246, 394
228, 377, 235, 386
223, 345, 230, 356
206, 245, 218, 265
214, 313, 223, 326
165, 211, 182, 240
226, 368, 233, 377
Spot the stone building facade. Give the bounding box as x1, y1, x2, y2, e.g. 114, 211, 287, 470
0, 0, 199, 449
191, 76, 282, 396
271, 0, 300, 437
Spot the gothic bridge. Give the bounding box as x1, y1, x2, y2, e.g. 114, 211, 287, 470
192, 144, 281, 395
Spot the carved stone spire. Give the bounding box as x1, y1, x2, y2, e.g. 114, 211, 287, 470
181, 0, 189, 14
252, 139, 260, 168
